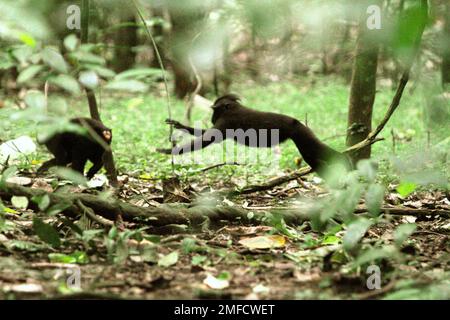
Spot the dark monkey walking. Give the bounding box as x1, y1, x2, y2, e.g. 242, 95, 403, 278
157, 94, 350, 174
37, 117, 112, 179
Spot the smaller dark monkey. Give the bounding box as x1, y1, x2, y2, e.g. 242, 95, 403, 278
38, 117, 112, 179
157, 94, 351, 174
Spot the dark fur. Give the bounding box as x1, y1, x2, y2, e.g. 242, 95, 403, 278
38, 117, 112, 179
159, 94, 350, 174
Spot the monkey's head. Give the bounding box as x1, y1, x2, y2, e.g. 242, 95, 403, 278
211, 94, 241, 124
213, 94, 241, 110
102, 129, 112, 144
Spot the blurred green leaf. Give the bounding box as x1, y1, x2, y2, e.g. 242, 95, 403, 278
33, 217, 61, 247
79, 71, 99, 89
17, 65, 44, 83
64, 34, 79, 52
83, 65, 115, 78
115, 68, 161, 81
108, 226, 118, 239
394, 223, 417, 247
105, 80, 148, 92
48, 253, 76, 264
396, 182, 416, 197
49, 74, 81, 95
343, 218, 373, 251
353, 245, 398, 267
321, 235, 340, 245
11, 46, 33, 65
217, 271, 231, 280
42, 47, 69, 73
366, 183, 385, 216
53, 167, 88, 186
191, 255, 207, 266
5, 240, 44, 252
357, 159, 377, 181
70, 51, 105, 65
390, 3, 428, 62
24, 90, 46, 109
49, 251, 88, 264
47, 96, 69, 115
182, 238, 197, 254
81, 229, 103, 243
31, 194, 50, 211
0, 166, 18, 186
46, 202, 71, 216
18, 33, 36, 48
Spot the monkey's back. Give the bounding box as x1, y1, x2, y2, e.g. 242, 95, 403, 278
43, 117, 110, 161
216, 105, 301, 140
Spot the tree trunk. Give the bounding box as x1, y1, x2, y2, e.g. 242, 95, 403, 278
346, 3, 380, 165
113, 13, 138, 73
442, 1, 450, 88
167, 6, 200, 99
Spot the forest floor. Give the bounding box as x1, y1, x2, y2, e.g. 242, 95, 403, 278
0, 79, 449, 299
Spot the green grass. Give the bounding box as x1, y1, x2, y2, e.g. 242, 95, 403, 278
1, 78, 448, 185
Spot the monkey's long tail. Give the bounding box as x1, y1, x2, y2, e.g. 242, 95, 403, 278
291, 122, 348, 173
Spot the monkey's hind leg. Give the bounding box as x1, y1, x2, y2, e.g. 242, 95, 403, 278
86, 157, 103, 179
71, 156, 88, 177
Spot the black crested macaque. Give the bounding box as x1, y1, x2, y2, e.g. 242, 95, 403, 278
38, 117, 112, 179
157, 94, 351, 174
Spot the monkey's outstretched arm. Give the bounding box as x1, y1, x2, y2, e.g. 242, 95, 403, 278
165, 119, 207, 136
157, 128, 223, 155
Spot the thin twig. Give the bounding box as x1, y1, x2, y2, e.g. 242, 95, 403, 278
237, 167, 312, 195
198, 162, 241, 173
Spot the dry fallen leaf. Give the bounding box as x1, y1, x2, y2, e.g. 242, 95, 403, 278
6, 176, 32, 186
31, 179, 54, 193
203, 274, 230, 290
7, 283, 43, 293
239, 235, 286, 249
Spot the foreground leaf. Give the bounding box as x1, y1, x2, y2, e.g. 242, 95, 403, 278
49, 251, 88, 264
33, 217, 61, 247
17, 65, 44, 83
42, 47, 68, 73
394, 223, 417, 247
343, 218, 373, 251
396, 182, 416, 197
11, 196, 28, 210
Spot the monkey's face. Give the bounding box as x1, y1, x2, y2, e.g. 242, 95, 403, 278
102, 130, 112, 143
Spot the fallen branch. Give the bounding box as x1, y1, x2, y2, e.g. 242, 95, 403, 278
1, 182, 187, 227
0, 182, 309, 230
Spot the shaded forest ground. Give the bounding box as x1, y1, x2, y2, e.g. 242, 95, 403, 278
0, 79, 449, 299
